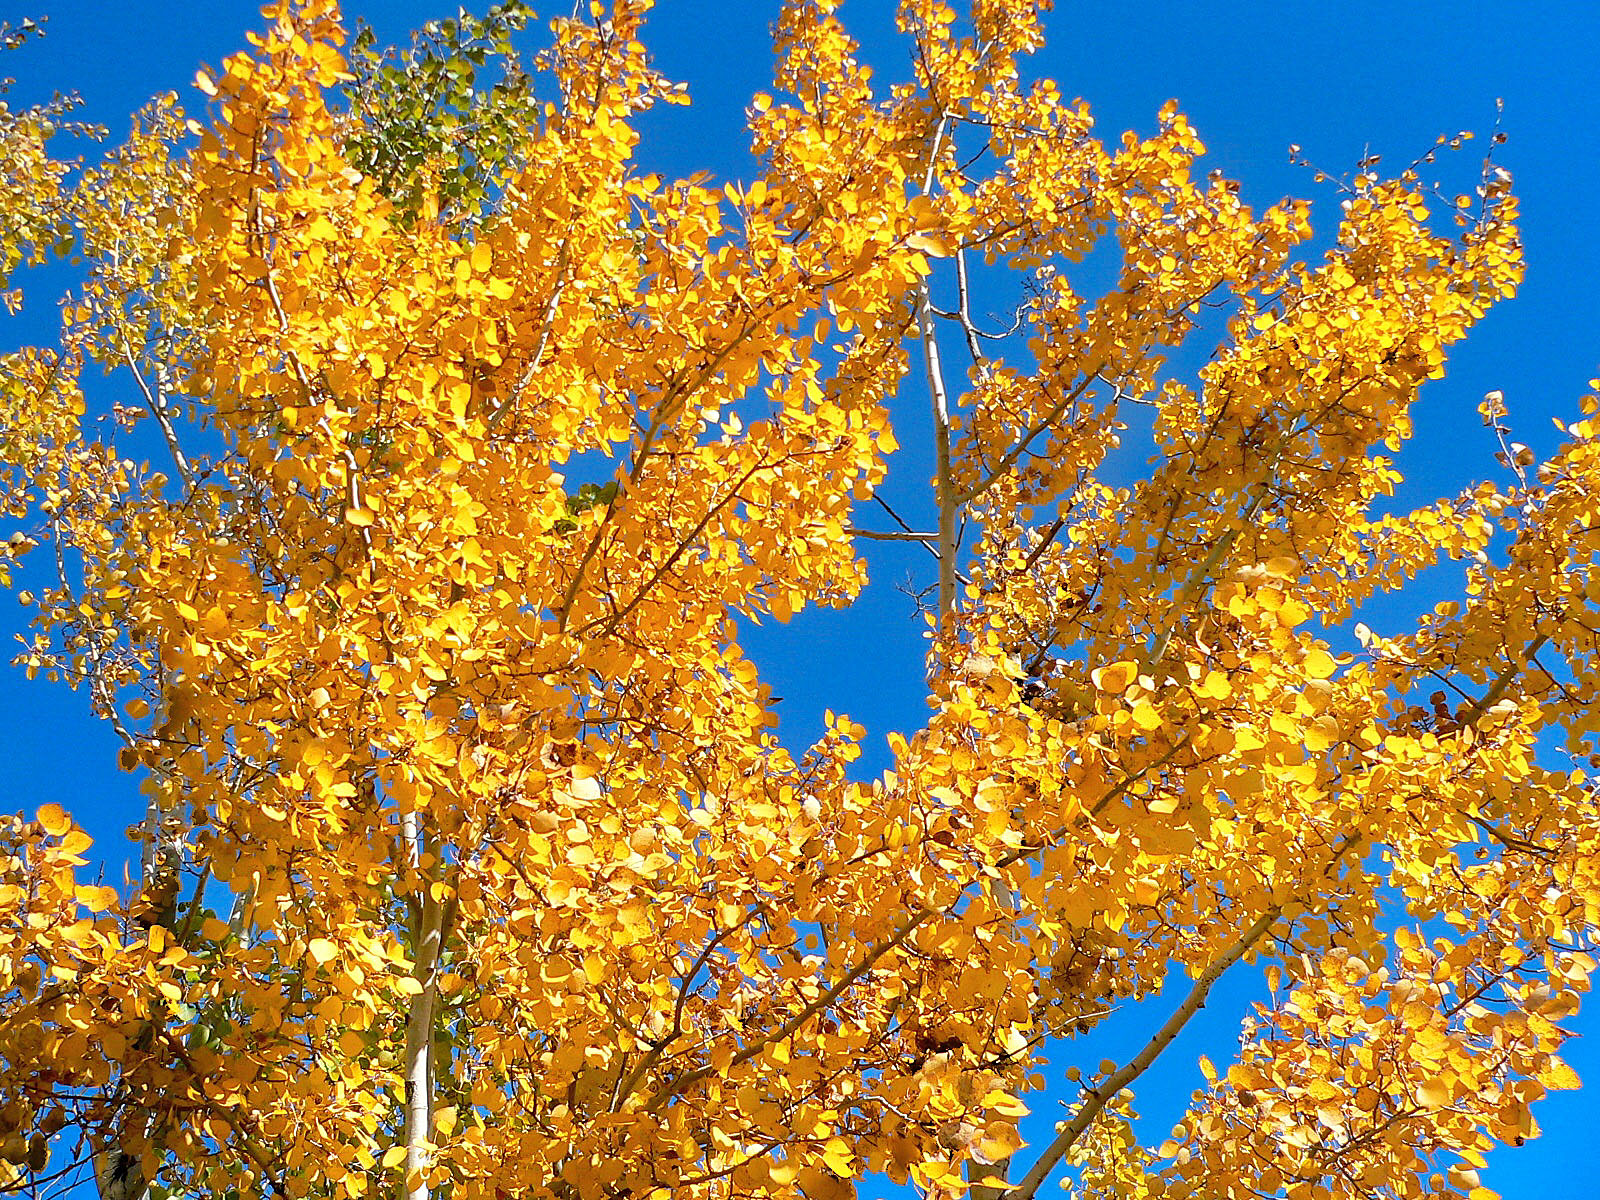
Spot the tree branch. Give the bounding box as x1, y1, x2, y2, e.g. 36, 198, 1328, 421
645, 908, 927, 1113
1461, 632, 1550, 725
1010, 909, 1279, 1200
848, 527, 939, 542
487, 238, 571, 432
119, 332, 195, 491
954, 371, 1103, 508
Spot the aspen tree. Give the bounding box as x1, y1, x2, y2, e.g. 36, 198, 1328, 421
2, 4, 1597, 1200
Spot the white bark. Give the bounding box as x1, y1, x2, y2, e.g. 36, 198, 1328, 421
912, 113, 960, 631
917, 278, 959, 628
398, 811, 445, 1200
402, 887, 445, 1200
1010, 910, 1279, 1200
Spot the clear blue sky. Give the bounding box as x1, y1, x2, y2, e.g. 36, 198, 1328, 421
3, 1, 1597, 1196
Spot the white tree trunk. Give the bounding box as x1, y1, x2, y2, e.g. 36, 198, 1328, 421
916, 279, 959, 628
400, 813, 443, 1200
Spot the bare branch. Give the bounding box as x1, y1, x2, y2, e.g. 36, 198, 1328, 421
488, 238, 571, 432
848, 527, 938, 542
119, 332, 195, 490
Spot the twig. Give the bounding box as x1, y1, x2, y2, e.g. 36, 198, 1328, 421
487, 239, 571, 431
848, 527, 938, 542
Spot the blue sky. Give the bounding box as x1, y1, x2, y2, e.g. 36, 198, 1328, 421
3, 1, 1597, 1196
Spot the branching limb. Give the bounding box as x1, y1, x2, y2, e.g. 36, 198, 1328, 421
1468, 813, 1551, 858
556, 316, 762, 632
955, 372, 1104, 508
644, 909, 927, 1113
488, 238, 571, 432
582, 451, 784, 636
119, 332, 195, 491
1010, 910, 1279, 1200
613, 908, 762, 1106
1460, 633, 1550, 725
868, 493, 956, 572
928, 246, 1021, 371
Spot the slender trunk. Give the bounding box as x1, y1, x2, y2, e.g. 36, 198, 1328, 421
917, 279, 958, 628
402, 889, 444, 1200
400, 811, 442, 1200
913, 111, 959, 631
97, 762, 179, 1200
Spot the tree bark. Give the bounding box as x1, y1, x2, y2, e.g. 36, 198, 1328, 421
400, 811, 446, 1200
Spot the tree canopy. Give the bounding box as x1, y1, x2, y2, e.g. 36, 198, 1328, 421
2, 3, 1598, 1200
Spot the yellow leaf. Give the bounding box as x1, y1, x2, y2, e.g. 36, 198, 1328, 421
1302, 648, 1337, 680
1304, 717, 1338, 752
1130, 700, 1162, 731
822, 1136, 855, 1176
798, 1166, 854, 1200
984, 1090, 1030, 1117
906, 230, 954, 258
973, 1120, 1023, 1164
768, 1161, 801, 1186
76, 884, 119, 910
1542, 1058, 1581, 1090
1417, 1078, 1452, 1108
307, 938, 338, 965
37, 803, 72, 836
1093, 661, 1136, 694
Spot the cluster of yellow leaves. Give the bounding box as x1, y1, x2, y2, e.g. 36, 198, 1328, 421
3, 1, 1600, 1199
0, 806, 178, 1184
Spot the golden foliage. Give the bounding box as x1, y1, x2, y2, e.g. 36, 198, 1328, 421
1, 2, 1596, 1199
